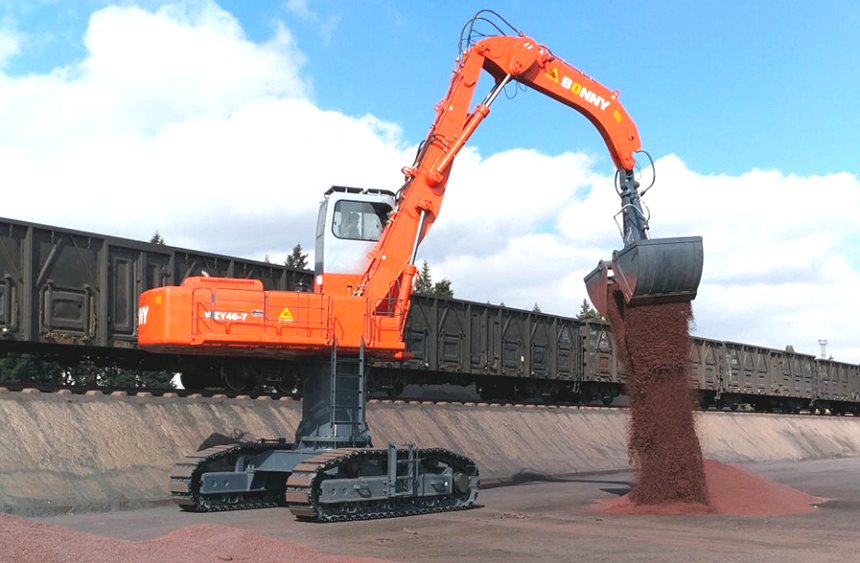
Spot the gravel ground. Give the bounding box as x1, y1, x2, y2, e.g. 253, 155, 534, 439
21, 456, 859, 563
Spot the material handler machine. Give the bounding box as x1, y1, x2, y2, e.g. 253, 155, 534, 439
138, 12, 703, 522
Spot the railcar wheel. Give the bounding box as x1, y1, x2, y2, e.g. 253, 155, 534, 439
478, 382, 501, 401
513, 381, 540, 402
274, 365, 300, 395
386, 380, 406, 398
539, 382, 560, 404
222, 365, 256, 393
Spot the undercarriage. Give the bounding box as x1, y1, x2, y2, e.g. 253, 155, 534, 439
169, 344, 479, 522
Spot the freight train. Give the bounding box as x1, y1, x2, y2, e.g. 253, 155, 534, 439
1, 216, 858, 414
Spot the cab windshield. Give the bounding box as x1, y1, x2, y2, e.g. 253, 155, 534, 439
332, 200, 390, 241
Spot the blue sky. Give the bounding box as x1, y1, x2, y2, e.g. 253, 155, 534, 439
3, 0, 858, 176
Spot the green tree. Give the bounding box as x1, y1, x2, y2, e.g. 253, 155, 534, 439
97, 365, 176, 389
575, 298, 603, 321
285, 244, 309, 270
415, 261, 433, 294
431, 278, 454, 299
0, 354, 175, 389
533, 303, 542, 314
149, 231, 166, 245
64, 361, 101, 386
0, 353, 64, 385
414, 261, 453, 297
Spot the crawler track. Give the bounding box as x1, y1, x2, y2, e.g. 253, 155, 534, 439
170, 441, 290, 512
286, 447, 479, 522
169, 442, 479, 521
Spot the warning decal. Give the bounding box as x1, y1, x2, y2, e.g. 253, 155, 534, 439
278, 307, 294, 323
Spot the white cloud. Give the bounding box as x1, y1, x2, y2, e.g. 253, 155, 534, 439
0, 1, 857, 363
0, 2, 307, 159
0, 27, 22, 66
286, 0, 315, 21
284, 0, 339, 45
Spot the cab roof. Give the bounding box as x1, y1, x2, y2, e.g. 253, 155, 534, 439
324, 186, 396, 197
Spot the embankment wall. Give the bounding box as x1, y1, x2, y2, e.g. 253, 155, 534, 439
2, 393, 859, 515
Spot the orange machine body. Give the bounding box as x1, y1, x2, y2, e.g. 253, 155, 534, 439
138, 34, 641, 357
138, 276, 410, 356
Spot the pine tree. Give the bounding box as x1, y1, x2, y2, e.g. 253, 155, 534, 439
431, 278, 454, 298
149, 231, 166, 245
533, 303, 542, 314
575, 298, 603, 321
415, 261, 433, 294
263, 254, 272, 264
285, 244, 309, 270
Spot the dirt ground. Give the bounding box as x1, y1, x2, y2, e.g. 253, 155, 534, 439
33, 456, 859, 563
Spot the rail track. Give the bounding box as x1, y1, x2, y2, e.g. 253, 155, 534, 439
1, 382, 854, 416
0, 381, 614, 408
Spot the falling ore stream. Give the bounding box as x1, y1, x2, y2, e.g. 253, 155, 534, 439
605, 288, 708, 505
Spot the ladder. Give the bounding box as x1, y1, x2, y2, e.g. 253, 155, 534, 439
387, 443, 420, 498
329, 337, 366, 446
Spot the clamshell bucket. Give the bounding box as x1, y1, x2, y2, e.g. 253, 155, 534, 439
585, 236, 703, 316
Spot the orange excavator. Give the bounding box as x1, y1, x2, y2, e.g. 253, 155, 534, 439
140, 11, 703, 522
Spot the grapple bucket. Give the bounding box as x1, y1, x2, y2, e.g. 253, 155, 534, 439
585, 236, 703, 316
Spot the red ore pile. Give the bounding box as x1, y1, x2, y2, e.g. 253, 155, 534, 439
0, 512, 394, 563
605, 288, 708, 506
600, 289, 825, 516
595, 459, 826, 516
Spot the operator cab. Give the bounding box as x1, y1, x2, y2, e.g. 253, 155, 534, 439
315, 186, 395, 293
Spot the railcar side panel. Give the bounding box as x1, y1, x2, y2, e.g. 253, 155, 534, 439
722, 342, 772, 398
580, 321, 626, 386
816, 360, 854, 403
0, 221, 27, 342
771, 351, 815, 398
689, 337, 721, 392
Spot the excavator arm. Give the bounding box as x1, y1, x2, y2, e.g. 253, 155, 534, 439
358, 33, 702, 320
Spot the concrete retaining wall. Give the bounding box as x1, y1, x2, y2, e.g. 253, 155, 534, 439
1, 393, 859, 515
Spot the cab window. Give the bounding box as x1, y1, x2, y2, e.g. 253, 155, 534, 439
332, 200, 390, 241
315, 202, 327, 239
